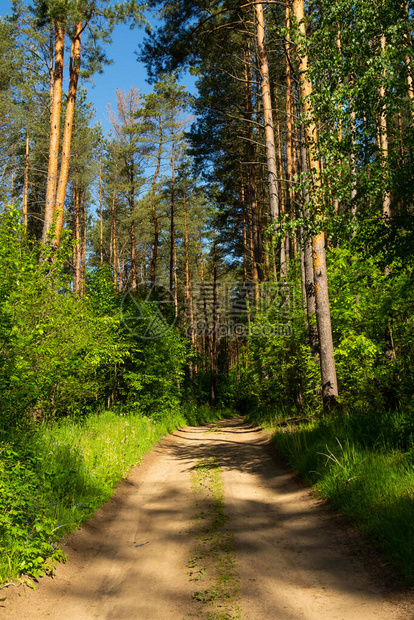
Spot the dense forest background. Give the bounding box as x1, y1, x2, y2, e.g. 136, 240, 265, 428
1, 0, 414, 586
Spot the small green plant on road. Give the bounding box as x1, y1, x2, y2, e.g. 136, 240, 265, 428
187, 456, 240, 620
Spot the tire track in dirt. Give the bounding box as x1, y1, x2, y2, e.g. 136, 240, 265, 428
2, 418, 411, 619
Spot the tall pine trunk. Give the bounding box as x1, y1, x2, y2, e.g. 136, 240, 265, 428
183, 192, 196, 382
239, 170, 249, 284
80, 191, 86, 297
99, 139, 103, 264
54, 22, 82, 245
292, 0, 338, 408
42, 24, 65, 244
243, 61, 262, 293
403, 1, 414, 116
170, 138, 177, 313
254, 2, 279, 225
150, 117, 163, 285
130, 155, 138, 290
274, 87, 285, 280
72, 183, 80, 293
284, 8, 295, 276
378, 34, 391, 218
23, 126, 29, 230
299, 120, 318, 351
110, 164, 118, 288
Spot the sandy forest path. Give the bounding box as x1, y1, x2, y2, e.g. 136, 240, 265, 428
2, 418, 411, 620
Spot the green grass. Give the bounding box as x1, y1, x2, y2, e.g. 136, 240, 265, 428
267, 412, 414, 582
246, 403, 314, 430
183, 404, 235, 427
0, 404, 223, 585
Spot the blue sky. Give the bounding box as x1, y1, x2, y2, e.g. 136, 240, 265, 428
84, 21, 197, 133
0, 1, 196, 134
85, 21, 155, 132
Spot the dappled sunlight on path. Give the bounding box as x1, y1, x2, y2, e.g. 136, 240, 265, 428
2, 417, 410, 619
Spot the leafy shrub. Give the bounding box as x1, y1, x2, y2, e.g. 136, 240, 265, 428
0, 209, 190, 425
0, 210, 125, 424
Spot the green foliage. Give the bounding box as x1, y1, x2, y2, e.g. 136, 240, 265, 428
0, 209, 123, 423
304, 0, 414, 222
0, 210, 231, 583
235, 267, 320, 415
328, 244, 414, 411
116, 288, 188, 418
238, 242, 414, 416
0, 402, 230, 584
0, 408, 188, 583
0, 209, 192, 424
182, 402, 232, 426
0, 444, 66, 580
272, 410, 414, 581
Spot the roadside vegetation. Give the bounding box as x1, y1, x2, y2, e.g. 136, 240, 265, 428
270, 413, 414, 582
244, 405, 414, 583
240, 237, 414, 583
0, 410, 184, 583
0, 405, 222, 585
0, 211, 223, 584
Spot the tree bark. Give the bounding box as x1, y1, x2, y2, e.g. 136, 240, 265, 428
240, 172, 248, 284
350, 104, 358, 213
292, 0, 338, 408
99, 139, 103, 264
150, 117, 163, 285
80, 191, 86, 297
129, 148, 138, 290
23, 126, 29, 229
299, 224, 307, 316
254, 1, 279, 224
54, 22, 82, 246
274, 87, 285, 279
378, 34, 391, 218
210, 255, 218, 407
73, 183, 81, 293
184, 191, 195, 345
170, 138, 177, 313
284, 8, 295, 276
198, 231, 211, 372
333, 29, 343, 216
42, 23, 65, 244
299, 121, 318, 351
110, 163, 118, 287
130, 220, 137, 290
243, 58, 262, 292
402, 1, 414, 117
249, 162, 262, 296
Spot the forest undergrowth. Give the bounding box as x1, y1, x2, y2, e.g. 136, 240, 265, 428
238, 229, 414, 584
0, 211, 226, 585
0, 404, 223, 585
245, 407, 414, 583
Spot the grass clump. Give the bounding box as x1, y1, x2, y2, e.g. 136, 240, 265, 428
270, 410, 414, 582
0, 408, 191, 584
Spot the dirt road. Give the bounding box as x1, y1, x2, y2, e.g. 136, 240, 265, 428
2, 419, 411, 619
